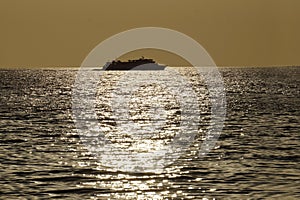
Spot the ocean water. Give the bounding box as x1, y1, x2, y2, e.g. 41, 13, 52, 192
0, 67, 299, 199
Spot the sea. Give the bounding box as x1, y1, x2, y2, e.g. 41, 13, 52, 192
0, 67, 299, 199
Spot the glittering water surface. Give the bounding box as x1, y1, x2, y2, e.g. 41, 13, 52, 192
0, 67, 299, 199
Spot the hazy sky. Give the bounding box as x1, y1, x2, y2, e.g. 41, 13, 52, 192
1, 0, 300, 67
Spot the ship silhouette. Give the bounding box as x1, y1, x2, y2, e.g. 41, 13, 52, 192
103, 57, 166, 70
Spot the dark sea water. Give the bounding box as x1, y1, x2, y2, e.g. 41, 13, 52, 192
0, 67, 299, 199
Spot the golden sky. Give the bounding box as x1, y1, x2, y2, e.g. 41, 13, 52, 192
1, 0, 299, 67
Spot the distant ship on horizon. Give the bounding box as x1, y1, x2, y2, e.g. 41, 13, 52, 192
103, 57, 166, 70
